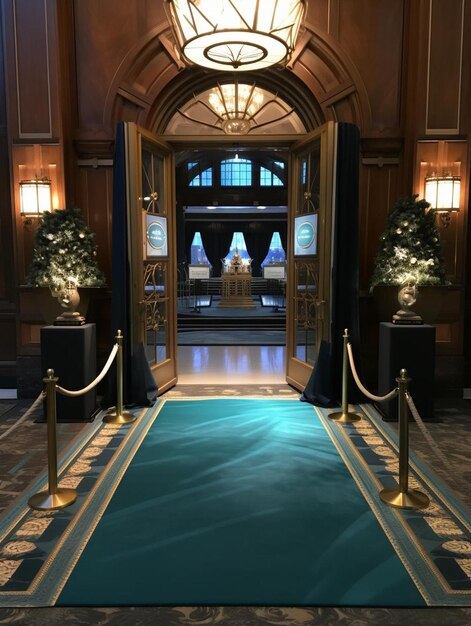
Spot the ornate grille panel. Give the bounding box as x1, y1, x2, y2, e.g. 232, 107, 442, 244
142, 147, 164, 214
294, 260, 318, 365
293, 137, 321, 366
299, 148, 320, 214
143, 262, 168, 364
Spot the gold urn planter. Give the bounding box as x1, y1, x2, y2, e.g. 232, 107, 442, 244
372, 285, 461, 326
30, 287, 92, 325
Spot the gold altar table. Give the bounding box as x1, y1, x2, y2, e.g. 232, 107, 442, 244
217, 273, 256, 308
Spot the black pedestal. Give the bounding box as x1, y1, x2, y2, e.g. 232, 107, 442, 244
40, 324, 97, 422
378, 322, 435, 421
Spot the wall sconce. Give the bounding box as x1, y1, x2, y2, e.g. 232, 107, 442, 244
424, 174, 460, 227
19, 177, 52, 220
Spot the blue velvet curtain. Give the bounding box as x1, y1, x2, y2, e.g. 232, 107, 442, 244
185, 222, 200, 266
243, 225, 273, 277
302, 123, 364, 406
201, 226, 233, 277
104, 122, 157, 408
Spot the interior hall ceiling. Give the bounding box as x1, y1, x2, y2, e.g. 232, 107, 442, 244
164, 84, 306, 135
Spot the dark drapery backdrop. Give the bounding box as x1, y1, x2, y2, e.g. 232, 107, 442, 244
184, 219, 286, 276
243, 224, 273, 276
302, 123, 364, 406
176, 205, 187, 265
184, 222, 200, 266
201, 226, 233, 276
279, 221, 288, 256
105, 122, 157, 408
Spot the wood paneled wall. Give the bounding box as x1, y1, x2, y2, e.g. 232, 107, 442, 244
76, 164, 114, 283
426, 0, 465, 135
1, 0, 66, 367
4, 0, 61, 140
0, 5, 16, 368
0, 0, 470, 379
11, 144, 65, 280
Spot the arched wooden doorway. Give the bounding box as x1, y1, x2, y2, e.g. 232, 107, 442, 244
107, 23, 367, 393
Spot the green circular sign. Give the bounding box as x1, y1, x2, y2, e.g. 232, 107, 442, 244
296, 221, 315, 249
147, 222, 166, 250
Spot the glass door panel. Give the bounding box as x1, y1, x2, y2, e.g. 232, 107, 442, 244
286, 123, 336, 390
140, 143, 170, 373
125, 123, 177, 394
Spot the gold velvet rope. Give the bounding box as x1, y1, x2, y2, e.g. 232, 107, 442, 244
347, 338, 451, 478
406, 393, 451, 476
0, 391, 46, 442
347, 343, 398, 402
56, 344, 119, 398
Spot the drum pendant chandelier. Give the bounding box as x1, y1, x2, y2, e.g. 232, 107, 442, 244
208, 82, 265, 134
166, 0, 306, 71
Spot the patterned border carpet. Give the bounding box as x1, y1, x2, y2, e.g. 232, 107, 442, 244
0, 397, 469, 609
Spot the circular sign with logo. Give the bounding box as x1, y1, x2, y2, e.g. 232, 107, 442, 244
296, 221, 315, 249
147, 222, 166, 251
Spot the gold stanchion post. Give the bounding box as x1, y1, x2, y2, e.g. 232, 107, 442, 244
29, 369, 77, 510
329, 329, 362, 423
104, 330, 136, 424
379, 369, 430, 510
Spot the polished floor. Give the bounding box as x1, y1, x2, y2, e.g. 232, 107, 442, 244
177, 345, 286, 384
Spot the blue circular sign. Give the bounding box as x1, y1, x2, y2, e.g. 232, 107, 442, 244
296, 221, 315, 249
147, 222, 166, 250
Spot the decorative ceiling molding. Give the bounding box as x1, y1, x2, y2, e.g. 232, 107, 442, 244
286, 30, 312, 69
166, 80, 305, 135
149, 68, 321, 134
158, 33, 186, 70
101, 19, 372, 136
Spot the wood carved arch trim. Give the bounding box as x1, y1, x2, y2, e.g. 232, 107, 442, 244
103, 21, 371, 135
147, 68, 323, 134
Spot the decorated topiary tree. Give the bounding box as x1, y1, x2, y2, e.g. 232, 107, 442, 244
370, 195, 447, 291
26, 206, 106, 292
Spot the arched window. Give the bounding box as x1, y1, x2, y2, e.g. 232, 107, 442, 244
301, 160, 307, 185
220, 158, 252, 186
188, 162, 213, 187
261, 232, 286, 266
190, 232, 211, 266
223, 232, 251, 265
260, 161, 285, 187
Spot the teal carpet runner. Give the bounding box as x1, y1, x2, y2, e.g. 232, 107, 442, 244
1, 398, 470, 607
57, 399, 423, 606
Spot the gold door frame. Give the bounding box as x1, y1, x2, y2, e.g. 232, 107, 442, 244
124, 122, 177, 394
285, 122, 337, 390
124, 125, 337, 392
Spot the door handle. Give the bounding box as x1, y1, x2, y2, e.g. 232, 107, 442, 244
315, 299, 326, 320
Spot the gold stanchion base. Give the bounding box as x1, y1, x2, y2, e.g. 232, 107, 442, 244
379, 487, 430, 510
103, 410, 136, 424
28, 487, 77, 511
329, 410, 362, 423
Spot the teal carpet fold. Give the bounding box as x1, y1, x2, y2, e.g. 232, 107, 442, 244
58, 399, 424, 606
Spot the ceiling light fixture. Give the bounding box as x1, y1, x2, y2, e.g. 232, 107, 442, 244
165, 0, 306, 71
208, 82, 263, 135
178, 80, 294, 135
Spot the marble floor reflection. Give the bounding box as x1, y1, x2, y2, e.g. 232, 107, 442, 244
177, 345, 286, 384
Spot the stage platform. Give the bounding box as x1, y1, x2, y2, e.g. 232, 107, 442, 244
178, 296, 285, 325
177, 296, 285, 344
